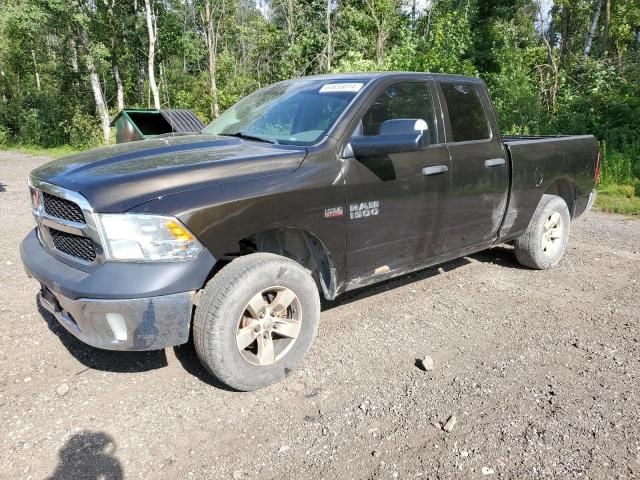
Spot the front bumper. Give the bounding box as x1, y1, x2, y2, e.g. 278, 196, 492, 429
21, 228, 215, 351
38, 285, 193, 351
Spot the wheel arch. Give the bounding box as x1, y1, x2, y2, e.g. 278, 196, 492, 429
235, 227, 338, 301
544, 177, 577, 217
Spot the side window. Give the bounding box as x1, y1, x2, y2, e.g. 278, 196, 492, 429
360, 82, 436, 144
440, 83, 490, 142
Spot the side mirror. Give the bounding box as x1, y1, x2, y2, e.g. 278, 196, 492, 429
349, 118, 429, 157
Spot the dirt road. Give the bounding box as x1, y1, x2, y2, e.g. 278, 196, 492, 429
1, 151, 639, 479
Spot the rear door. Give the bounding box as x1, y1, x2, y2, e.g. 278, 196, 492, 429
343, 80, 453, 281
437, 81, 509, 250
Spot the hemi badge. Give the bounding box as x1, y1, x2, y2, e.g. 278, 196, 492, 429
324, 207, 344, 218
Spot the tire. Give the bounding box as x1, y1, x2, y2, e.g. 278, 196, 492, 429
193, 253, 321, 391
514, 194, 571, 270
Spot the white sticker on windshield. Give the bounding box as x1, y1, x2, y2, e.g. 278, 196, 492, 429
319, 83, 363, 93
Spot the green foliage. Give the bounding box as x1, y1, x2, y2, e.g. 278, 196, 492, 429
0, 126, 9, 146
418, 1, 477, 75
0, 0, 638, 195
65, 110, 103, 150
596, 183, 640, 215
485, 19, 547, 134
600, 143, 640, 185
17, 109, 43, 145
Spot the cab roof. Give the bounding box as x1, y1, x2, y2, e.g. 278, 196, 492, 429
294, 72, 483, 84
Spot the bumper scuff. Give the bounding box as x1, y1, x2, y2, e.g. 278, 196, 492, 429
39, 287, 193, 351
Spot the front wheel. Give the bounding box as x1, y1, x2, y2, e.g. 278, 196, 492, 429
193, 253, 320, 391
514, 194, 571, 270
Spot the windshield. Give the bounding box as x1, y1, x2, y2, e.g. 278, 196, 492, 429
203, 79, 367, 145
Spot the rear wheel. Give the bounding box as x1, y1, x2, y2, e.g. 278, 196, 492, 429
193, 253, 320, 391
514, 194, 571, 270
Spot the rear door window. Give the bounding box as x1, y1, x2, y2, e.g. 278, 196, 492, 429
440, 83, 490, 142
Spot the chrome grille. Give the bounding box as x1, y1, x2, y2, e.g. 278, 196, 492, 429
49, 228, 97, 262
30, 178, 103, 265
43, 192, 85, 224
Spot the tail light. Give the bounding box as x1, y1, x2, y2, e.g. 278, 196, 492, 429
594, 148, 601, 183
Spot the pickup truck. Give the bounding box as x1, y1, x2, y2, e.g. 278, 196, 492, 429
20, 73, 599, 391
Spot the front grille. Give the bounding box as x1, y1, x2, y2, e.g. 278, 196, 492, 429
49, 228, 96, 262
43, 192, 85, 224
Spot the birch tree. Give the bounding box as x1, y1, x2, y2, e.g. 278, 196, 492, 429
143, 0, 161, 109
325, 0, 332, 72
584, 0, 603, 55
200, 0, 225, 118
80, 28, 111, 144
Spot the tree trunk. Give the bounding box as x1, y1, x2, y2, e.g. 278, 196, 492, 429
203, 0, 220, 118
144, 0, 161, 109
138, 61, 146, 105
160, 61, 170, 107
69, 39, 79, 73
584, 0, 603, 56
560, 5, 570, 55
113, 65, 125, 111
31, 50, 41, 92
425, 1, 434, 39
365, 0, 386, 67
287, 0, 294, 41
325, 0, 332, 72
376, 27, 387, 67
602, 0, 610, 55
81, 30, 111, 144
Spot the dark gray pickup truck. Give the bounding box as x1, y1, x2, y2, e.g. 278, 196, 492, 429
21, 72, 599, 390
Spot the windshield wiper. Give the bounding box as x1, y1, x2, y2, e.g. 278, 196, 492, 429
219, 132, 278, 144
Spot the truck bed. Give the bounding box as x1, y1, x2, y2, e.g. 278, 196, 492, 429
498, 134, 599, 241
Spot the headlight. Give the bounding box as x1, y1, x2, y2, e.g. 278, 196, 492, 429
98, 214, 204, 261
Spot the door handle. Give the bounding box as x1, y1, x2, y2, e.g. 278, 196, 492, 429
422, 165, 449, 176
485, 158, 506, 168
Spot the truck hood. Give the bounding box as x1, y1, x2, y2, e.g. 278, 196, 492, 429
31, 135, 307, 212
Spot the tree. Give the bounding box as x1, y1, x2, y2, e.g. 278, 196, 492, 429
584, 0, 604, 55
200, 0, 225, 118
144, 0, 161, 109
0, 0, 638, 193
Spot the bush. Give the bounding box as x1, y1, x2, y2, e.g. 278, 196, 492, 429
18, 108, 43, 145
0, 125, 9, 145
64, 110, 102, 149
600, 143, 640, 185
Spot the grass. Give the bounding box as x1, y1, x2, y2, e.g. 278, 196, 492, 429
0, 143, 82, 158
596, 182, 640, 216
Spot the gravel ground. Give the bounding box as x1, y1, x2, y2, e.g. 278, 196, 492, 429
1, 151, 639, 480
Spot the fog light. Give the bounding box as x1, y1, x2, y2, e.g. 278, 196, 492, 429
106, 313, 128, 341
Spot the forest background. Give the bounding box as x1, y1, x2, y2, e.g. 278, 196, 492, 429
1, 0, 638, 212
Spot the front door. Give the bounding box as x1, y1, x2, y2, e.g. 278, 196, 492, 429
343, 81, 453, 282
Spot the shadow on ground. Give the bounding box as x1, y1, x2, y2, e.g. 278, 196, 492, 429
37, 300, 168, 373
47, 431, 123, 480
173, 340, 238, 391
